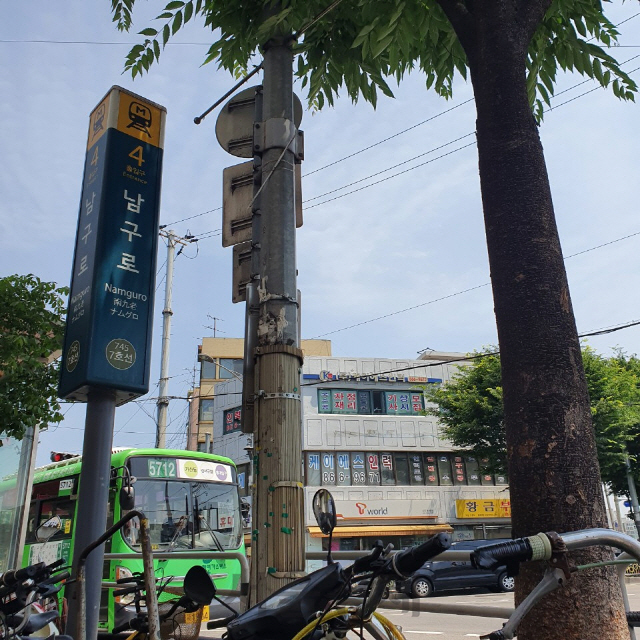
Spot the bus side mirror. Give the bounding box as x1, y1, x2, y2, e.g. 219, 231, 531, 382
120, 485, 135, 511
36, 516, 62, 542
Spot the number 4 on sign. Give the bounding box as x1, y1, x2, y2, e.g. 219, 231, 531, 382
129, 146, 145, 167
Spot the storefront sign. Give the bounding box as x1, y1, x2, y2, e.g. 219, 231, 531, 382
455, 499, 511, 518
335, 499, 438, 520
303, 372, 442, 384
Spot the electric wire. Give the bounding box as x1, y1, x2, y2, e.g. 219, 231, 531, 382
311, 227, 640, 339
302, 316, 640, 387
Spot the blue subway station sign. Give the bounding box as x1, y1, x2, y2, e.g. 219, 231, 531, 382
59, 87, 166, 404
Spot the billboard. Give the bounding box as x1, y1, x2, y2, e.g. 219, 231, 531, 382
59, 87, 166, 404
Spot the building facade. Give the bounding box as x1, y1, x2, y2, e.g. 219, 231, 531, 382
208, 349, 512, 565
193, 337, 332, 451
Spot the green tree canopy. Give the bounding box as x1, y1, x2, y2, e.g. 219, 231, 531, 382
112, 0, 635, 119
0, 275, 68, 441
425, 347, 640, 494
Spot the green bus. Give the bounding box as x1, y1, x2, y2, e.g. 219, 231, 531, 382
21, 448, 245, 632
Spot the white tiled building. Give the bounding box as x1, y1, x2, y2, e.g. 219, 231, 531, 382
211, 351, 512, 565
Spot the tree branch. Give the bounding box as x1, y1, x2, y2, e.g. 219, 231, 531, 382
516, 0, 553, 45
435, 0, 475, 52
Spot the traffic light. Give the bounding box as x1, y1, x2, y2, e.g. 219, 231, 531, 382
50, 451, 78, 462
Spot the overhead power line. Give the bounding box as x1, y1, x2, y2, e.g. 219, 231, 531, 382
311, 228, 640, 339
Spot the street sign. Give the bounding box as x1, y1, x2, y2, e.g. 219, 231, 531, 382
232, 241, 252, 303
222, 161, 255, 247
58, 86, 166, 405
222, 162, 303, 247
216, 85, 302, 158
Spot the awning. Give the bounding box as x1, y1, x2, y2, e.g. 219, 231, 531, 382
307, 524, 453, 538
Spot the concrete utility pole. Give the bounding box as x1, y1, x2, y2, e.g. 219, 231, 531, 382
156, 229, 189, 448
249, 32, 305, 603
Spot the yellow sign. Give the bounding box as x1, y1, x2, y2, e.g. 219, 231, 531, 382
116, 91, 163, 147
86, 93, 111, 150
86, 87, 165, 151
456, 499, 511, 519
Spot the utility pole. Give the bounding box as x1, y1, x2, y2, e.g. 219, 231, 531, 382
249, 29, 305, 603
156, 229, 189, 449
211, 12, 305, 602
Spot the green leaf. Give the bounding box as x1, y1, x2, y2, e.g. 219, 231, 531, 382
172, 11, 183, 35
370, 34, 393, 59
138, 27, 158, 36
593, 57, 604, 84
184, 0, 193, 23
165, 0, 184, 10
162, 23, 171, 46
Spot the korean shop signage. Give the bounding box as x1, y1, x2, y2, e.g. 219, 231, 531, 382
455, 499, 512, 519
224, 407, 243, 434
334, 499, 438, 520
59, 86, 166, 404
303, 371, 442, 384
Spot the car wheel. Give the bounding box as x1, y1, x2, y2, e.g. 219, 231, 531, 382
411, 577, 433, 598
498, 572, 515, 592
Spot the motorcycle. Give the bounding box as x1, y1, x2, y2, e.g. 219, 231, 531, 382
0, 518, 71, 640
206, 488, 452, 640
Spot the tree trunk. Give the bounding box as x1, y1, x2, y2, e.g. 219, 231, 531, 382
439, 1, 628, 638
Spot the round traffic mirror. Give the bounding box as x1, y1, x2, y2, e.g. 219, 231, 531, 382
312, 489, 337, 535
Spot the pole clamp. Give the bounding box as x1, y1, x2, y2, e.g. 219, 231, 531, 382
257, 391, 301, 401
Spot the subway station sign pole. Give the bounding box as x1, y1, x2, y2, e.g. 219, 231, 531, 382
59, 87, 166, 638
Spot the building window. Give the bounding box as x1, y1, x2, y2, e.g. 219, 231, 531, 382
200, 360, 217, 379
304, 451, 507, 487
219, 358, 243, 379
199, 399, 214, 422
317, 389, 424, 415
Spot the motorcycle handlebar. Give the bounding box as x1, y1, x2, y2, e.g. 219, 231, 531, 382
350, 541, 384, 575
392, 532, 452, 577
1, 563, 43, 587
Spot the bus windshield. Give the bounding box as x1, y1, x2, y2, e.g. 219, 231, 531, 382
124, 456, 242, 551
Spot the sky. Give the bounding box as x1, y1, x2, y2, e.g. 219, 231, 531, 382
1, 2, 639, 467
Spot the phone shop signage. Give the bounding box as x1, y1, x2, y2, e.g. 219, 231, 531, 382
59, 87, 166, 405
335, 499, 437, 520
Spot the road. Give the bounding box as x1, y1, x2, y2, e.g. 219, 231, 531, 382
199, 584, 640, 639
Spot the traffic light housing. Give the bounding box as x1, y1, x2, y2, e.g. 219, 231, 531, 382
50, 451, 78, 463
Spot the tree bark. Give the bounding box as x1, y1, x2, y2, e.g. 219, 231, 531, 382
437, 1, 628, 638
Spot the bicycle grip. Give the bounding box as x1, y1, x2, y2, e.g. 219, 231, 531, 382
627, 611, 640, 627
393, 532, 452, 576
472, 534, 551, 570
44, 570, 70, 586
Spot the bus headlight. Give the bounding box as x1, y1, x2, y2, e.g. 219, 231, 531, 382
115, 566, 135, 606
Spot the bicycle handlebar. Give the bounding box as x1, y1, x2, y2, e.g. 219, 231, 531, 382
393, 532, 452, 576
472, 533, 554, 570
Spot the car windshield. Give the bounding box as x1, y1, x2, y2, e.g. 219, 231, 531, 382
124, 478, 242, 551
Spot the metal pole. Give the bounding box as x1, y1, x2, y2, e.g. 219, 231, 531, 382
250, 28, 305, 603
156, 230, 177, 449
65, 387, 117, 638
7, 425, 39, 570
625, 456, 640, 538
